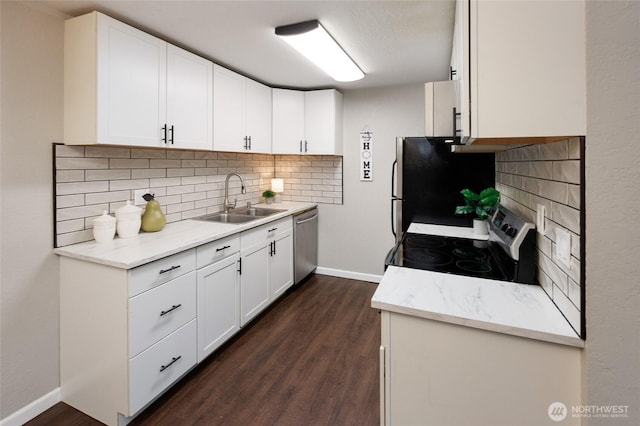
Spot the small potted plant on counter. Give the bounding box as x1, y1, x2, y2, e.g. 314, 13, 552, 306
455, 187, 500, 235
262, 189, 276, 204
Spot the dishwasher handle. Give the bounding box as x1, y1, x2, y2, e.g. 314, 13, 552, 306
295, 213, 318, 225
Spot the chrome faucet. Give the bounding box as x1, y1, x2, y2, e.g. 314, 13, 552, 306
223, 173, 246, 213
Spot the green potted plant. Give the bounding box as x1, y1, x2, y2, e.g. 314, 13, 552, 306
262, 189, 276, 204
455, 187, 500, 235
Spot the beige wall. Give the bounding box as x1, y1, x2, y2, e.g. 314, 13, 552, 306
318, 84, 424, 278
0, 1, 64, 418
585, 1, 640, 423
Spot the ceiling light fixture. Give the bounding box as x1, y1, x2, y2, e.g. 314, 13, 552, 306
275, 20, 364, 82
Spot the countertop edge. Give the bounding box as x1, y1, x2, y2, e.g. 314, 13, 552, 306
54, 202, 317, 269
371, 299, 584, 348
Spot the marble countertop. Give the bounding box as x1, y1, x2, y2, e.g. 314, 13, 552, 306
54, 202, 316, 269
374, 223, 583, 348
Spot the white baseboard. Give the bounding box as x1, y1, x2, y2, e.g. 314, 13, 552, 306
0, 387, 60, 426
315, 267, 382, 283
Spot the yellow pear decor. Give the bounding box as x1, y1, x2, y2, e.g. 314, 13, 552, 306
141, 193, 166, 232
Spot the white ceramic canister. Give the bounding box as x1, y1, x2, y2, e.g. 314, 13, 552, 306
93, 211, 117, 243
115, 200, 142, 238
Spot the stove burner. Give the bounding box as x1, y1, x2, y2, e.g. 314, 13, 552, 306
455, 259, 492, 274
403, 248, 453, 267
453, 239, 489, 250
452, 248, 488, 262
404, 235, 446, 249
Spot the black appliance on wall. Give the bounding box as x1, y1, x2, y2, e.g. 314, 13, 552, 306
390, 136, 495, 238
387, 137, 537, 285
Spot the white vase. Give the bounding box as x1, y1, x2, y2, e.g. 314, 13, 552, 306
473, 218, 489, 235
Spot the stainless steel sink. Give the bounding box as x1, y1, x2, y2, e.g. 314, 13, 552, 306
193, 213, 257, 224
193, 207, 286, 224
230, 207, 286, 217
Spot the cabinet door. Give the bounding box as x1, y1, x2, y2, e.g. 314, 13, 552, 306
213, 65, 246, 152
167, 45, 213, 150
240, 243, 270, 326
97, 13, 167, 147
272, 89, 305, 154
269, 232, 294, 299
196, 253, 240, 362
451, 0, 470, 141
245, 79, 272, 153
304, 90, 343, 155
471, 0, 586, 138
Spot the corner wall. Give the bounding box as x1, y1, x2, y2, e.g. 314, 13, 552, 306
318, 84, 424, 278
0, 1, 64, 419
585, 1, 640, 423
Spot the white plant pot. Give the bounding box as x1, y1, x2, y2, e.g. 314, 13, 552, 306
473, 218, 489, 236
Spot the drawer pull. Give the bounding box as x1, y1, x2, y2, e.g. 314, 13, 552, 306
159, 265, 181, 275
268, 227, 278, 233
216, 245, 231, 252
160, 304, 182, 317
159, 355, 182, 372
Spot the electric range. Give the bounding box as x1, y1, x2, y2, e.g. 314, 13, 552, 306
385, 205, 537, 284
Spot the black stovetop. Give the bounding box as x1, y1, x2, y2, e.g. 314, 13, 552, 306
387, 232, 516, 281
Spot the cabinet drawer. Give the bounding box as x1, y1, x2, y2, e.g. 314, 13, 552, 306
129, 271, 196, 357
196, 235, 240, 268
129, 249, 196, 297
241, 217, 292, 248
129, 319, 196, 415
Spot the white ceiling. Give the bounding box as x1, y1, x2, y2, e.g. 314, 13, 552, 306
34, 0, 456, 91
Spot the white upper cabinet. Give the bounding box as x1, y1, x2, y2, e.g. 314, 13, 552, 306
64, 12, 213, 149
451, 0, 586, 143
166, 45, 213, 150
213, 65, 272, 153
272, 89, 343, 155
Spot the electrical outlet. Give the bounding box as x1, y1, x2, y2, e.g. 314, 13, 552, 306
134, 189, 149, 206
536, 204, 546, 234
554, 228, 572, 268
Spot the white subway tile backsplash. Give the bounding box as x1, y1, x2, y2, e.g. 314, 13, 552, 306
553, 285, 581, 333
109, 179, 150, 191
57, 157, 109, 170
86, 169, 131, 181
86, 146, 130, 158
496, 138, 583, 336
57, 181, 109, 195
553, 160, 580, 184
85, 190, 130, 205
56, 170, 85, 182
132, 169, 166, 179
54, 146, 342, 247
540, 140, 569, 160
57, 204, 108, 221
110, 158, 149, 169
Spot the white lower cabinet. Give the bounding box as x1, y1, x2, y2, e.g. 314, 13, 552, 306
240, 217, 294, 326
379, 311, 582, 426
196, 235, 241, 362
59, 214, 299, 425
129, 320, 197, 414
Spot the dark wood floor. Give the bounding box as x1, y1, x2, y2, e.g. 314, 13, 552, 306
27, 274, 380, 426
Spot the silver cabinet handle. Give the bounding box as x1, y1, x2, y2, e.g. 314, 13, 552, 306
160, 304, 182, 317
159, 265, 181, 274
159, 355, 181, 372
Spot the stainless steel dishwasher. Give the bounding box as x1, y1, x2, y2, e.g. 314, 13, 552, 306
294, 207, 318, 284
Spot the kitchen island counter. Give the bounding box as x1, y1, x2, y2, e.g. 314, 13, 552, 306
372, 265, 583, 348
54, 202, 316, 270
